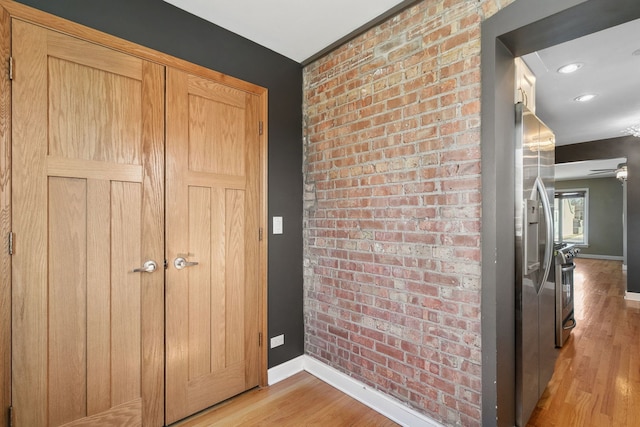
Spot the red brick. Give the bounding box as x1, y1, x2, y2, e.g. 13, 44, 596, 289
375, 342, 404, 360
419, 371, 456, 395
360, 347, 388, 365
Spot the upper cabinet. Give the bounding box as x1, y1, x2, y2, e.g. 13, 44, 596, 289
515, 57, 536, 113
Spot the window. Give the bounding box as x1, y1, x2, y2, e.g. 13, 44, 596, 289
554, 189, 588, 245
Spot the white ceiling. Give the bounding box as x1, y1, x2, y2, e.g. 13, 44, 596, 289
523, 18, 640, 180
162, 0, 409, 63
522, 18, 640, 147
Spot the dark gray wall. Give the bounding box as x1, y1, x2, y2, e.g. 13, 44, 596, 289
481, 0, 640, 425
556, 178, 624, 258
16, 0, 304, 368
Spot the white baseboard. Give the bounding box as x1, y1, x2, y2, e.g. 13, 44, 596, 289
267, 355, 305, 385
577, 254, 624, 261
625, 291, 640, 302
268, 355, 443, 427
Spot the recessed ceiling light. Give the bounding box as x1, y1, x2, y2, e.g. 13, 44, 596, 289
624, 123, 640, 137
557, 63, 583, 74
574, 94, 596, 102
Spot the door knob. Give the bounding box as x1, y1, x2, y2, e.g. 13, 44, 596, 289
132, 260, 158, 273
174, 257, 199, 270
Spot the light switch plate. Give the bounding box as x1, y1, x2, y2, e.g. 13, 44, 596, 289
273, 216, 283, 234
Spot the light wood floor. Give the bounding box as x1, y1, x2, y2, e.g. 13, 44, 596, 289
528, 258, 640, 426
173, 371, 399, 426
173, 258, 640, 426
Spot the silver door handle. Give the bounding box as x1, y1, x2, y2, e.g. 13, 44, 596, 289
174, 257, 198, 270
132, 260, 157, 273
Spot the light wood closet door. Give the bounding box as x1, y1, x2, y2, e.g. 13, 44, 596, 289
11, 20, 165, 426
165, 68, 261, 424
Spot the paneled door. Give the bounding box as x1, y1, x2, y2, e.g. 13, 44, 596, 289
11, 20, 165, 426
165, 68, 262, 424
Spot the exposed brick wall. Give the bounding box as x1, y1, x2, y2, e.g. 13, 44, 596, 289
302, 0, 514, 425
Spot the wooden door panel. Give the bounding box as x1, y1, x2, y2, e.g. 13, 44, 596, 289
11, 19, 164, 426
46, 179, 144, 424
185, 362, 245, 415
48, 57, 142, 164
166, 68, 261, 424
111, 181, 143, 406
46, 29, 143, 81
48, 177, 87, 427
63, 399, 141, 427
187, 186, 214, 379
47, 156, 143, 182
86, 179, 112, 416
188, 95, 245, 175
226, 189, 246, 363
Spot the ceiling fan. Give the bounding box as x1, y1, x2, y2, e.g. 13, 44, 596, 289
589, 162, 627, 181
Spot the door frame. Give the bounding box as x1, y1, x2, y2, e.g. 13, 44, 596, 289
0, 6, 11, 426
0, 2, 269, 426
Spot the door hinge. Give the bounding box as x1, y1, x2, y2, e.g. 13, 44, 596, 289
8, 56, 13, 80
8, 232, 13, 255
8, 405, 14, 427
259, 332, 262, 347
259, 121, 264, 136
259, 227, 263, 241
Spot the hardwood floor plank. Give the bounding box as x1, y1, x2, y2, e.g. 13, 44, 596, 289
528, 259, 640, 426
173, 372, 399, 426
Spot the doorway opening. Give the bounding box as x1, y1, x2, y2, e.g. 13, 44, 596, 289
480, 0, 640, 425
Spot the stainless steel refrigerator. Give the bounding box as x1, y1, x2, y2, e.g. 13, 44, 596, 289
514, 103, 558, 426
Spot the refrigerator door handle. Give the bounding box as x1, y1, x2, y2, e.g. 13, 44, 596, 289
535, 176, 554, 292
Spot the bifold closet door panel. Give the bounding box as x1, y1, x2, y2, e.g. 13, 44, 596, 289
165, 67, 262, 424
11, 19, 165, 427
